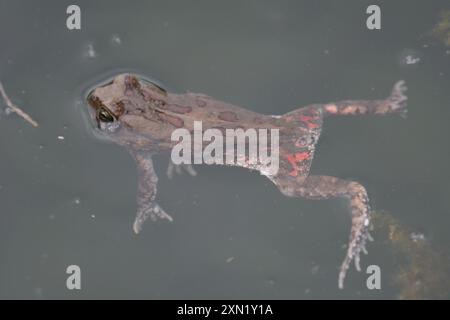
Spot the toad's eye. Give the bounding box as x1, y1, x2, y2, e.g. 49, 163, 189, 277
98, 108, 115, 122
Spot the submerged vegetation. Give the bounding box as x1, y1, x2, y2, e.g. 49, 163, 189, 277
373, 211, 450, 299
429, 10, 450, 46
0, 81, 38, 127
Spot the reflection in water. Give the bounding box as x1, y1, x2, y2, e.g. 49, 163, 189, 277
373, 212, 450, 299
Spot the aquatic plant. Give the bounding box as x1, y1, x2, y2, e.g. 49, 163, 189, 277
430, 10, 450, 47
373, 211, 450, 299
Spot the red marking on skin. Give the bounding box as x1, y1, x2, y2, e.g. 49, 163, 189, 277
286, 152, 310, 176
299, 115, 319, 129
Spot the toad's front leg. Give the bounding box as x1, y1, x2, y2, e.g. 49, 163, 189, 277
130, 151, 173, 234
274, 175, 372, 289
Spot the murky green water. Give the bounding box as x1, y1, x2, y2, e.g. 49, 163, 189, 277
1, 0, 449, 299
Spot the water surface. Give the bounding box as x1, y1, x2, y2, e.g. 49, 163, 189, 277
0, 0, 449, 299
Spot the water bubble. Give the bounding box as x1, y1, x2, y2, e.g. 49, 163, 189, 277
225, 257, 235, 263
405, 56, 420, 65
266, 279, 276, 286
398, 49, 422, 67
34, 287, 44, 299
83, 43, 97, 58
111, 35, 122, 46
410, 232, 426, 243
311, 264, 319, 275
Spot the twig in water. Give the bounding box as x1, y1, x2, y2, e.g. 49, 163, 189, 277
0, 81, 38, 127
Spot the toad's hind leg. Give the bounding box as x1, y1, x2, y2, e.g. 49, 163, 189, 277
321, 80, 408, 117
273, 175, 372, 289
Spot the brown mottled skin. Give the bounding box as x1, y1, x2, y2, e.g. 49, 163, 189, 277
87, 74, 407, 289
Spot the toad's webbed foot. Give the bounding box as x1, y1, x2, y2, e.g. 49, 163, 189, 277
166, 161, 197, 179
133, 203, 173, 234
387, 80, 408, 118
274, 175, 372, 289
